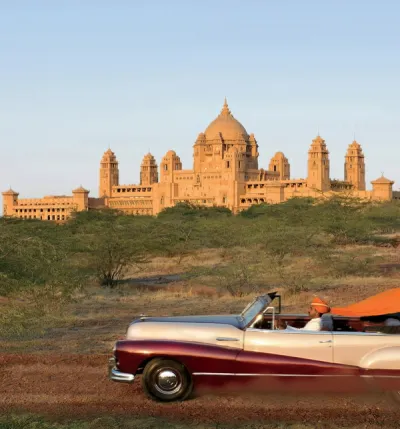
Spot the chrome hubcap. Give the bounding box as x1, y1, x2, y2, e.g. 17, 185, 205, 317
155, 369, 181, 395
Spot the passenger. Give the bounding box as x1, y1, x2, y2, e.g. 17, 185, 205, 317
286, 297, 331, 331
384, 317, 400, 327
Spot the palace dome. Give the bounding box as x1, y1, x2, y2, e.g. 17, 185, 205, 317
204, 99, 248, 140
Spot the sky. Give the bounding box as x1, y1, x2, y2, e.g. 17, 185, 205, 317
1, 0, 399, 208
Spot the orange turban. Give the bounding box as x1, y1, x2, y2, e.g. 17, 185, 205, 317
311, 297, 330, 314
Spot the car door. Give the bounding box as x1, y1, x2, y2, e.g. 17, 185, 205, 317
231, 328, 334, 393
234, 328, 370, 394
242, 328, 334, 370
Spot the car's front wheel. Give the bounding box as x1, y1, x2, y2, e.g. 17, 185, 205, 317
141, 358, 193, 402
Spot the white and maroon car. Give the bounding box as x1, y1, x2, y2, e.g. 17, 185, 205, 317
109, 290, 400, 403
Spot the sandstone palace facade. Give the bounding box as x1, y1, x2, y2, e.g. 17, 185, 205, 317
2, 100, 398, 221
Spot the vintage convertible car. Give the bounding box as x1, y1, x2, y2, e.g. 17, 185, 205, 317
109, 289, 400, 403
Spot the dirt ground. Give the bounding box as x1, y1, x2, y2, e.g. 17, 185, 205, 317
1, 353, 400, 428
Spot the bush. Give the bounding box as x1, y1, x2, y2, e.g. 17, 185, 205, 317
217, 252, 260, 297
1, 198, 399, 297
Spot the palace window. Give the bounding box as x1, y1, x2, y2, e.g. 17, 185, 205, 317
226, 161, 230, 168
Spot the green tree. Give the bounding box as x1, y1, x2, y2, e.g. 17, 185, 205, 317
68, 209, 150, 287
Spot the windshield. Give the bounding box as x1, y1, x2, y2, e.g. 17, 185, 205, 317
241, 298, 268, 327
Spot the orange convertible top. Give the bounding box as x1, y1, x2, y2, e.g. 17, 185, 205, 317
331, 288, 400, 317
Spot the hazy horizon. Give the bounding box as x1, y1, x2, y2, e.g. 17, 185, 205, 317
1, 0, 399, 210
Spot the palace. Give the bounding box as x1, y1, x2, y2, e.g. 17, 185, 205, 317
2, 100, 398, 221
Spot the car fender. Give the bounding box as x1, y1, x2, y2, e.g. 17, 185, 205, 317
360, 346, 400, 370
115, 339, 242, 375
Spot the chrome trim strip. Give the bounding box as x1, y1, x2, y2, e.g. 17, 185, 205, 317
192, 372, 400, 378
192, 373, 354, 377
361, 375, 400, 379
216, 337, 240, 341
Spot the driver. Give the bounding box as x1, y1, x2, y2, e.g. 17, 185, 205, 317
285, 297, 331, 331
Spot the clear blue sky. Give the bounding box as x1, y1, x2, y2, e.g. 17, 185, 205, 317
1, 0, 399, 205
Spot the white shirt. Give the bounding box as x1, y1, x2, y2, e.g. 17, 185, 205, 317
285, 317, 323, 331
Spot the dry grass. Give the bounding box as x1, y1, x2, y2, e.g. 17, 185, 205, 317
124, 248, 225, 279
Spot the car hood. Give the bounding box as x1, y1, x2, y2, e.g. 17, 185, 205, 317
131, 314, 242, 328
126, 314, 245, 346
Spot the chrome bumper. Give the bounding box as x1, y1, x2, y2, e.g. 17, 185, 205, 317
108, 357, 135, 383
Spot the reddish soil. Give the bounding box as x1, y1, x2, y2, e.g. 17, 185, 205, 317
1, 353, 400, 427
